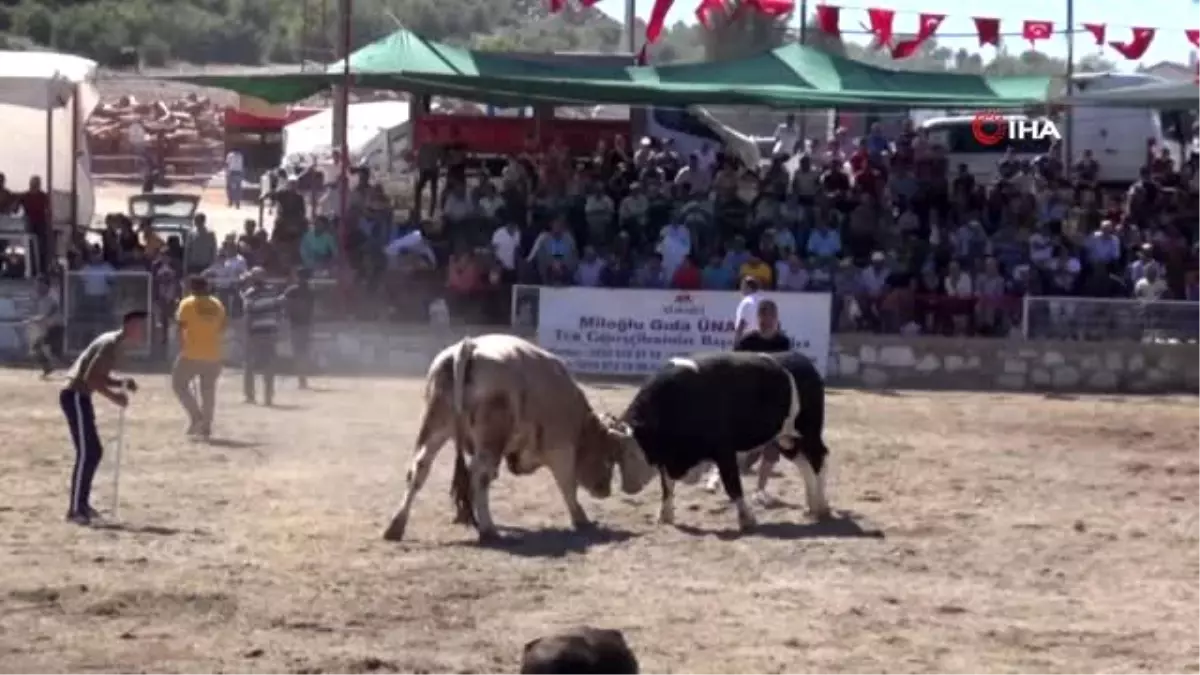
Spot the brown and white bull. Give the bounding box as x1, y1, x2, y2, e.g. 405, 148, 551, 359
382, 334, 656, 542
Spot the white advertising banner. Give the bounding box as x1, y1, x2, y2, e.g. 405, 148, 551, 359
516, 286, 832, 377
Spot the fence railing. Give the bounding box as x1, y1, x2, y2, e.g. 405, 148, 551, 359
1022, 295, 1199, 343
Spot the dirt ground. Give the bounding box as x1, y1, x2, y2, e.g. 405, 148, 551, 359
1, 368, 1196, 674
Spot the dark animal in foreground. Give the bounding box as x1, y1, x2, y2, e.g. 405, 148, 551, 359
521, 626, 639, 674
621, 351, 832, 531
382, 334, 655, 542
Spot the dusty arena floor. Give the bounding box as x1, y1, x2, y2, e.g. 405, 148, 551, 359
1, 368, 1196, 674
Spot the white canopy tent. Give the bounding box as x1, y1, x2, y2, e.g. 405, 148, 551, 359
281, 100, 409, 170
0, 51, 100, 228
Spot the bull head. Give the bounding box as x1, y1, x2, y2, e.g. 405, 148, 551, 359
598, 413, 656, 495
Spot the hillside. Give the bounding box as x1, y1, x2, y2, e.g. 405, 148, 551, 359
0, 0, 1105, 76
0, 0, 644, 67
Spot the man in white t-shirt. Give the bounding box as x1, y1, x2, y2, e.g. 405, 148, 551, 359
657, 221, 691, 281
733, 276, 762, 344
773, 114, 799, 157
491, 222, 521, 283
225, 150, 246, 209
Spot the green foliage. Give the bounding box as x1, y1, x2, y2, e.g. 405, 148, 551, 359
2, 0, 1115, 79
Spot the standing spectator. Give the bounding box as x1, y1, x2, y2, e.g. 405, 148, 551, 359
225, 148, 245, 208
282, 267, 315, 389
240, 267, 282, 406
733, 276, 761, 343
186, 213, 217, 274
657, 219, 691, 281
77, 246, 115, 345
173, 276, 226, 439
413, 142, 441, 218
490, 220, 522, 284
20, 175, 50, 277
773, 114, 799, 157
26, 276, 64, 377
300, 217, 338, 271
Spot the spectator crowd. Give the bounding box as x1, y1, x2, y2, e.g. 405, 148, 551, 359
7, 114, 1197, 341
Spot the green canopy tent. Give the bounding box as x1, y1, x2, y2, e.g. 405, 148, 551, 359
172, 28, 1054, 110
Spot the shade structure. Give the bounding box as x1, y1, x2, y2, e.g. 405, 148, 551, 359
170, 28, 1054, 111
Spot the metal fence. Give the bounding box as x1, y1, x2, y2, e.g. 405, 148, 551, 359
1022, 295, 1199, 343
62, 270, 154, 357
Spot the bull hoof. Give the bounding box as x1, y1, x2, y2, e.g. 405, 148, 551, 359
477, 528, 502, 544
657, 509, 675, 526
572, 519, 595, 533
811, 507, 834, 522
738, 517, 758, 533
382, 520, 407, 542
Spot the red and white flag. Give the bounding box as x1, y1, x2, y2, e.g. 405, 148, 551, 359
1022, 20, 1054, 47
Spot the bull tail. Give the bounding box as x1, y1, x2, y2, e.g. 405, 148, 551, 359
450, 337, 476, 525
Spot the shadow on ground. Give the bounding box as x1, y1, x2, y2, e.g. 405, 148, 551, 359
450, 523, 638, 558
677, 511, 885, 541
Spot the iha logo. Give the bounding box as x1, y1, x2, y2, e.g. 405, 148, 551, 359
971, 111, 1062, 147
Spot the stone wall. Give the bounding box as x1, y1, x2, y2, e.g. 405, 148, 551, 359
827, 335, 1199, 394
12, 321, 1195, 395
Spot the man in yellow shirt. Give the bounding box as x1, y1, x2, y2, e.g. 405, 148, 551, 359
174, 276, 226, 439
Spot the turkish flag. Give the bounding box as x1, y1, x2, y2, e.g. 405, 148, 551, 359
891, 13, 944, 59
973, 17, 1001, 47
1023, 20, 1054, 47
1082, 23, 1106, 45
578, 0, 601, 5
1110, 27, 1156, 60
643, 0, 676, 44
1187, 29, 1200, 48
695, 0, 725, 29
748, 0, 794, 17
815, 4, 841, 37
865, 8, 896, 49
548, 0, 565, 12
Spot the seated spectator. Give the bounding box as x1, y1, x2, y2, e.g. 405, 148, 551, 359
446, 244, 484, 306
671, 253, 701, 289
602, 248, 634, 288
632, 252, 667, 289
527, 219, 579, 282
857, 251, 891, 329
775, 251, 809, 291
701, 252, 733, 290
974, 256, 1008, 336
575, 246, 606, 287
739, 252, 773, 289
806, 218, 841, 260
943, 259, 975, 334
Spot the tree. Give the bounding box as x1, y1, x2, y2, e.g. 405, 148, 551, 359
699, 1, 790, 62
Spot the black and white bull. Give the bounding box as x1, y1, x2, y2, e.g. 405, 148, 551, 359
621, 350, 831, 531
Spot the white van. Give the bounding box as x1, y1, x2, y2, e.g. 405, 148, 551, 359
642, 106, 763, 170
920, 73, 1187, 185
